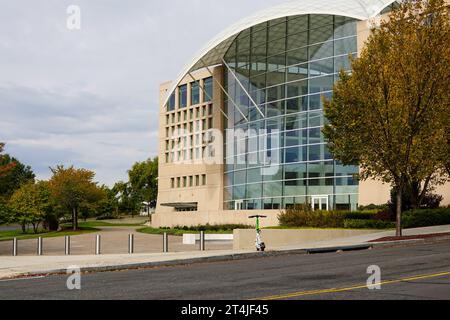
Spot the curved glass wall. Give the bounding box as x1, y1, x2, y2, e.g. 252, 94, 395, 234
223, 14, 359, 211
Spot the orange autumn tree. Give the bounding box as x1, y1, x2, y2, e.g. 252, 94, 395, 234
323, 0, 450, 236
49, 165, 104, 230
0, 143, 16, 177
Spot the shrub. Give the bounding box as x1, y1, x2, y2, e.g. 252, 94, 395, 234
402, 208, 450, 229
344, 219, 395, 229
342, 211, 377, 220
278, 204, 345, 228
358, 204, 389, 211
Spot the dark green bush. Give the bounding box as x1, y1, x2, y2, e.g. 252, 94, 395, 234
342, 211, 378, 220
402, 208, 450, 228
344, 219, 395, 229
278, 205, 345, 228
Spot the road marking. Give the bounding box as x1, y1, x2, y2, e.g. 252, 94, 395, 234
251, 270, 450, 300
0, 276, 46, 282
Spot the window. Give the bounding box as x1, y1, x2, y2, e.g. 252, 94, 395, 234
202, 174, 207, 185
195, 175, 200, 186
204, 77, 213, 102
179, 84, 187, 108
191, 82, 200, 105
170, 178, 175, 189
167, 92, 175, 111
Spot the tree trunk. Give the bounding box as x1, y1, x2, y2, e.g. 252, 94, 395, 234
21, 223, 26, 233
396, 183, 403, 237
72, 207, 77, 231
75, 207, 79, 230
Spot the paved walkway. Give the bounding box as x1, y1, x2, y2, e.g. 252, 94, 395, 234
0, 226, 232, 256
0, 225, 449, 280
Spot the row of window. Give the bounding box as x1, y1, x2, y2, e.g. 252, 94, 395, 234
165, 146, 215, 163
224, 193, 358, 211
167, 77, 213, 111
225, 184, 358, 203
165, 104, 213, 125
170, 175, 207, 189
165, 117, 214, 138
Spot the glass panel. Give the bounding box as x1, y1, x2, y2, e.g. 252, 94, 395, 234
309, 75, 334, 94
267, 37, 286, 56
309, 57, 334, 77
287, 31, 308, 50
286, 112, 308, 130
285, 129, 307, 146
335, 54, 355, 73
191, 82, 200, 105
204, 77, 213, 102
286, 47, 308, 66
288, 15, 309, 34
309, 41, 333, 60
286, 95, 308, 113
287, 79, 308, 98
268, 21, 286, 41
287, 64, 308, 82
334, 37, 357, 56
179, 84, 187, 108
310, 14, 334, 28
334, 17, 357, 38
167, 92, 175, 111
309, 25, 333, 44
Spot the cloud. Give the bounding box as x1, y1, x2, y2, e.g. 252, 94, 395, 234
0, 0, 286, 186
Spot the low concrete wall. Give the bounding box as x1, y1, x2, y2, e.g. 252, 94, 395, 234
233, 229, 378, 250
183, 234, 233, 245
151, 210, 280, 228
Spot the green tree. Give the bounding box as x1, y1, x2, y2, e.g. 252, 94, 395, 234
323, 0, 450, 236
113, 180, 134, 215
8, 182, 47, 233
128, 157, 158, 211
48, 165, 104, 230
0, 202, 10, 225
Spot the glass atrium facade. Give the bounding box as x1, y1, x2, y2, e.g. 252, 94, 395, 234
223, 14, 360, 211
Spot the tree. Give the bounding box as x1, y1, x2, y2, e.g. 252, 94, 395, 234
128, 157, 158, 211
48, 165, 104, 230
323, 0, 450, 236
0, 146, 35, 202
8, 182, 47, 233
0, 143, 16, 178
0, 202, 10, 225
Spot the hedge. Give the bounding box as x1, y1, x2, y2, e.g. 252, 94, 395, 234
344, 219, 396, 230
402, 208, 450, 229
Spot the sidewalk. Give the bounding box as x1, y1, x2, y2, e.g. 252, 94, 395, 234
1, 225, 449, 280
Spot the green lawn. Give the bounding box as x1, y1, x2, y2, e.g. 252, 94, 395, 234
0, 227, 99, 242
137, 227, 234, 236
75, 221, 145, 228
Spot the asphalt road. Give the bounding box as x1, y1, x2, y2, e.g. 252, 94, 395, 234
0, 241, 449, 300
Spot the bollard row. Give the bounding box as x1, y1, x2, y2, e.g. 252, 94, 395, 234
10, 231, 208, 256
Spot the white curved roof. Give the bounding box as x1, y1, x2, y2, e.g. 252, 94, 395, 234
162, 0, 397, 106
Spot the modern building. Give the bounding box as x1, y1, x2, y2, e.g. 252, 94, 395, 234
153, 0, 450, 228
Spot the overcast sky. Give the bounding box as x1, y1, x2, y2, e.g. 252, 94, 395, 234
0, 0, 287, 186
